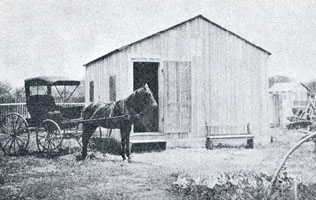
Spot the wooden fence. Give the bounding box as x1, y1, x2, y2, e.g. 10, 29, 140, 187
0, 96, 85, 120
0, 102, 86, 120
293, 100, 308, 107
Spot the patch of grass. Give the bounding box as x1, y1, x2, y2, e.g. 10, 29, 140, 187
1, 128, 316, 199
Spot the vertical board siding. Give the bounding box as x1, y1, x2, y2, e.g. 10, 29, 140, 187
202, 20, 268, 136
195, 18, 204, 138
235, 38, 243, 129
85, 17, 269, 138
208, 22, 219, 128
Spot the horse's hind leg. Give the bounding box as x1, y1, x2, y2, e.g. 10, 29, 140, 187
81, 123, 97, 160
120, 137, 127, 161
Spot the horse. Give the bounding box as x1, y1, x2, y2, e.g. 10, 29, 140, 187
79, 84, 157, 162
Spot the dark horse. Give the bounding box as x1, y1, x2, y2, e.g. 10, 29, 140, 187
80, 84, 157, 161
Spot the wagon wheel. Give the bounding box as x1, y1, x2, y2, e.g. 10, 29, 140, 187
36, 119, 63, 153
0, 113, 30, 155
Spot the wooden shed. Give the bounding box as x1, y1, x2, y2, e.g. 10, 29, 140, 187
83, 15, 271, 147
269, 82, 308, 127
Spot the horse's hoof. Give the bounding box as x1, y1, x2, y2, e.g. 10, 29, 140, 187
128, 158, 133, 163
76, 154, 85, 161
120, 159, 128, 166
89, 153, 98, 160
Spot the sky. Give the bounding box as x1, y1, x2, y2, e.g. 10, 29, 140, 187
1, 0, 316, 88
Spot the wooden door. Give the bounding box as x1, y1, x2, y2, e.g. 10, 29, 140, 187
163, 61, 191, 133
272, 94, 281, 127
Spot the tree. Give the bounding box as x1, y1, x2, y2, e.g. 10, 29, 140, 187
304, 80, 316, 93
269, 76, 292, 88
0, 81, 12, 96
12, 87, 25, 99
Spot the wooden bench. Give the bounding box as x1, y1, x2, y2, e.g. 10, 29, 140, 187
206, 124, 254, 150
130, 132, 167, 152
130, 139, 167, 152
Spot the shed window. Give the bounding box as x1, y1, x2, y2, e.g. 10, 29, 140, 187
109, 75, 116, 102
89, 81, 94, 102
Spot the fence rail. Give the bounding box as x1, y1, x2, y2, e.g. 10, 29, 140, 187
293, 100, 308, 107
0, 102, 85, 120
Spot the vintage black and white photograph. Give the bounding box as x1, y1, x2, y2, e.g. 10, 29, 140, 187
1, 0, 316, 199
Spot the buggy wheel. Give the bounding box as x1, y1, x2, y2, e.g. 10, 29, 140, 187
0, 113, 30, 155
36, 119, 63, 153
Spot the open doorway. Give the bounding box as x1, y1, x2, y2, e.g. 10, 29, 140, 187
133, 62, 159, 132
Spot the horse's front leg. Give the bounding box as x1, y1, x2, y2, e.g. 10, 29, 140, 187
125, 130, 132, 162
120, 124, 132, 161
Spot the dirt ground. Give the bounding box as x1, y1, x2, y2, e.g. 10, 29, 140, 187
1, 128, 316, 200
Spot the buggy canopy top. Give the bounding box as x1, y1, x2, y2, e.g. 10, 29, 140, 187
25, 76, 80, 87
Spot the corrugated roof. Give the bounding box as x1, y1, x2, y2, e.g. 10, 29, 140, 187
84, 14, 271, 67
269, 82, 307, 93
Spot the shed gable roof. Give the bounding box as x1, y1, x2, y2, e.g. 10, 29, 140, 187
84, 15, 271, 67
269, 82, 307, 93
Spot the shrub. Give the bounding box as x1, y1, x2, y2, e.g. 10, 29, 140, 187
172, 170, 316, 200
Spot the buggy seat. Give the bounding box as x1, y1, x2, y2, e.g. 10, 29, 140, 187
27, 95, 62, 123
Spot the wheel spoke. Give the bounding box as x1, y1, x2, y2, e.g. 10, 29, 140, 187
0, 136, 11, 141
11, 118, 16, 132
38, 136, 46, 142
13, 138, 17, 152
8, 137, 14, 154
16, 122, 26, 133
49, 139, 54, 151
47, 136, 51, 150
43, 137, 49, 149
15, 117, 21, 131
16, 137, 25, 148
51, 141, 57, 149
3, 137, 13, 149
39, 139, 48, 150
15, 138, 21, 149
17, 133, 28, 138
37, 135, 46, 139
1, 126, 12, 135
40, 140, 47, 148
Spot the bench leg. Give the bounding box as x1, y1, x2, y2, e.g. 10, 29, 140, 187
247, 138, 254, 149
206, 139, 214, 150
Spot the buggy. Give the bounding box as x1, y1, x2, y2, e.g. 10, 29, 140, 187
0, 76, 124, 155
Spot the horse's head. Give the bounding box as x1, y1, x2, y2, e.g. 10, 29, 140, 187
128, 84, 157, 114
137, 83, 157, 109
